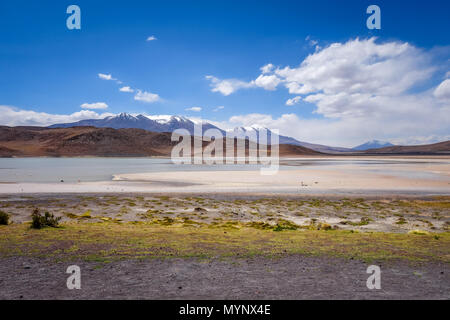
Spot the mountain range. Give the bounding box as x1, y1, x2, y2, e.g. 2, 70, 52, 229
0, 126, 321, 157
41, 113, 450, 154
49, 113, 222, 135
49, 113, 351, 153
0, 124, 448, 157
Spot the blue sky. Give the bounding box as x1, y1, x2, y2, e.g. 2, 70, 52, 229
0, 0, 449, 146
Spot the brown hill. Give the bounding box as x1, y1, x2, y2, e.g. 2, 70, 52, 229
0, 126, 321, 157
364, 140, 450, 155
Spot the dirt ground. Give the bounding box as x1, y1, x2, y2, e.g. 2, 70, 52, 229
0, 256, 448, 300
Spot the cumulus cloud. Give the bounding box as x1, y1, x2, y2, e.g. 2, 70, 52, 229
205, 73, 282, 95
273, 38, 437, 119
80, 102, 108, 110
147, 35, 157, 41
213, 106, 224, 112
0, 105, 114, 127
134, 90, 160, 103
205, 75, 254, 96
185, 106, 202, 112
119, 86, 134, 93
206, 37, 450, 145
98, 73, 116, 81
252, 74, 281, 91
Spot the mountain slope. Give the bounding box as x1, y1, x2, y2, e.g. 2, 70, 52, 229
0, 126, 176, 157
353, 140, 394, 151
0, 126, 322, 157
364, 141, 450, 154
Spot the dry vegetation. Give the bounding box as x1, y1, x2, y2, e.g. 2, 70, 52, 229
0, 195, 449, 263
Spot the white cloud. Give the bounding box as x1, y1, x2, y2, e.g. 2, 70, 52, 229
434, 79, 450, 100
285, 96, 301, 106
119, 86, 134, 93
0, 105, 114, 127
260, 63, 274, 74
305, 36, 320, 51
134, 90, 160, 103
185, 106, 202, 112
98, 73, 116, 81
146, 35, 157, 41
252, 74, 281, 91
205, 75, 254, 96
206, 37, 450, 145
80, 102, 108, 110
215, 111, 450, 147
205, 73, 281, 95
277, 38, 431, 97
213, 106, 225, 112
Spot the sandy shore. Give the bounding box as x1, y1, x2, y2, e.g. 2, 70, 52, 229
112, 165, 450, 193
2, 169, 447, 195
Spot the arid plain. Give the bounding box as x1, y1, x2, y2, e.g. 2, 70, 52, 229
0, 156, 449, 299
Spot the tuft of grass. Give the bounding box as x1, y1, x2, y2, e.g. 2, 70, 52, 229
273, 219, 299, 232
408, 229, 430, 236
246, 221, 273, 230
31, 208, 61, 229
80, 210, 92, 219
306, 220, 333, 231
340, 217, 372, 226
0, 211, 10, 225
64, 212, 79, 219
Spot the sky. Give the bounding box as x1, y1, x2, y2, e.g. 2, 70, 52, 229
0, 0, 449, 147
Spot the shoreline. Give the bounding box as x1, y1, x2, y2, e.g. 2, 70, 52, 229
1, 156, 448, 195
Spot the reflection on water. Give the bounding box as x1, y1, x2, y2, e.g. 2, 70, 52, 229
0, 157, 448, 183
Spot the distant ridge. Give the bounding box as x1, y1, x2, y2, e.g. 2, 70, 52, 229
49, 113, 350, 153
363, 140, 450, 155
353, 140, 394, 151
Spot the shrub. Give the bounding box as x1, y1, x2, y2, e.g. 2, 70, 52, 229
0, 211, 10, 225
273, 219, 299, 232
31, 208, 61, 229
306, 220, 334, 231
408, 229, 430, 236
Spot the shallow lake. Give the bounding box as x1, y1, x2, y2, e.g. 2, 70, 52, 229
0, 157, 448, 183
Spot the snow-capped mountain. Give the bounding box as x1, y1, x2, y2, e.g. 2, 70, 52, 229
49, 113, 224, 135
226, 126, 351, 153
352, 140, 395, 151
49, 113, 350, 153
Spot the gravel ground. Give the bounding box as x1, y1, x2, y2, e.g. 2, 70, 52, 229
0, 256, 448, 300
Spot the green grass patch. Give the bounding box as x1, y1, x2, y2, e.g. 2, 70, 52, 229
0, 221, 448, 263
